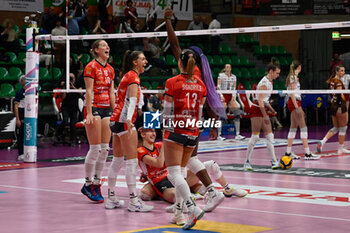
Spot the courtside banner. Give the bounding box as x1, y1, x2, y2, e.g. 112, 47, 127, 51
0, 0, 43, 12
113, 0, 193, 21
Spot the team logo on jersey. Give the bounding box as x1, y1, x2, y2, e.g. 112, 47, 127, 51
86, 66, 92, 75
104, 70, 108, 76
143, 111, 161, 129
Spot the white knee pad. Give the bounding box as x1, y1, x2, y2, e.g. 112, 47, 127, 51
249, 134, 259, 146
266, 133, 274, 144
288, 128, 297, 139
300, 127, 308, 139
204, 160, 222, 181
187, 156, 206, 175
167, 166, 182, 186
330, 127, 339, 134
339, 126, 347, 136
98, 143, 110, 161
85, 144, 101, 164
125, 158, 138, 185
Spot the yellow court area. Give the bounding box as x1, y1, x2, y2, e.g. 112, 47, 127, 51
118, 220, 273, 233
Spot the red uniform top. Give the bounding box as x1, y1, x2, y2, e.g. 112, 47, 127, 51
329, 77, 346, 103
194, 66, 201, 78
137, 142, 167, 185
84, 60, 115, 108
111, 70, 141, 123
164, 74, 207, 136
124, 7, 138, 23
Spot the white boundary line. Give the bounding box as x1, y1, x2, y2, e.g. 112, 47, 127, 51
1, 184, 349, 222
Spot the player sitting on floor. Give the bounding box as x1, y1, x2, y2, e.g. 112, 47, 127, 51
137, 128, 248, 216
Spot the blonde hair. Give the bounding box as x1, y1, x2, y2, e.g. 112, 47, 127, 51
286, 60, 301, 87
90, 40, 104, 58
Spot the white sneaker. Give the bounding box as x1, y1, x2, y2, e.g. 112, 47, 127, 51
235, 134, 246, 140
105, 195, 125, 209
243, 162, 253, 171
338, 148, 350, 154
128, 198, 154, 212
165, 203, 188, 213
290, 152, 301, 160
304, 153, 320, 160
18, 154, 24, 161
170, 213, 186, 226
203, 191, 225, 212
223, 184, 248, 198
271, 161, 280, 169
182, 206, 205, 230
217, 135, 226, 141
192, 192, 204, 200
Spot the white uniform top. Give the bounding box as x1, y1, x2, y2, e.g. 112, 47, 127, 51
287, 75, 301, 100
255, 76, 273, 105
341, 74, 350, 90
218, 72, 236, 91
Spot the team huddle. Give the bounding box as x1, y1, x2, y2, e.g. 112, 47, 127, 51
78, 7, 349, 231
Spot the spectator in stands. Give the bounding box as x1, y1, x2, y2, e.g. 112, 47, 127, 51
42, 7, 59, 33
104, 15, 117, 34
201, 16, 209, 29
75, 0, 91, 34
208, 14, 221, 54
39, 40, 54, 69
124, 0, 138, 30
98, 0, 109, 29
330, 53, 344, 74
52, 19, 67, 69
56, 73, 82, 147
68, 7, 87, 35
187, 16, 204, 30
149, 89, 163, 112
146, 37, 167, 70
14, 76, 26, 161
1, 18, 20, 53
92, 19, 107, 34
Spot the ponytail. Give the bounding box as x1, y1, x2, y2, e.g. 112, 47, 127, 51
186, 56, 196, 80
120, 50, 143, 78
267, 57, 280, 73
286, 60, 301, 87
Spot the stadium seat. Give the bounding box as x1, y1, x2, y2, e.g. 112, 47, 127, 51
257, 67, 266, 77
240, 68, 251, 79
14, 52, 26, 65
261, 45, 270, 56
277, 45, 287, 55
222, 55, 232, 65
278, 57, 288, 66
244, 34, 258, 45
270, 45, 278, 55
39, 67, 49, 81
114, 55, 122, 66
0, 52, 17, 65
287, 56, 294, 65
249, 68, 259, 81
80, 53, 91, 66
0, 83, 15, 97
218, 43, 235, 55
15, 82, 22, 92
231, 56, 240, 67
243, 80, 252, 90
213, 55, 223, 66
237, 34, 246, 46
12, 25, 19, 33
165, 54, 177, 66
240, 56, 252, 67
253, 45, 261, 56
206, 55, 214, 66
0, 67, 9, 80
71, 53, 78, 63
8, 67, 23, 81
212, 67, 222, 78
232, 68, 242, 79
49, 67, 62, 80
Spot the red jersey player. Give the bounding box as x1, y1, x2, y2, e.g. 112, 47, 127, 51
105, 50, 153, 212
81, 40, 115, 203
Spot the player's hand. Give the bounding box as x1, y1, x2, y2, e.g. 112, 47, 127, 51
164, 6, 173, 19
84, 113, 95, 125
263, 116, 270, 125
16, 119, 21, 128
127, 120, 134, 135
295, 107, 302, 118
139, 172, 147, 183
209, 128, 217, 140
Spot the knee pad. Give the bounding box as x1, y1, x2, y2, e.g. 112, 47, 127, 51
266, 133, 274, 144
204, 160, 222, 181
288, 128, 297, 139
330, 127, 339, 134
232, 109, 243, 117
249, 134, 259, 146
300, 127, 308, 139
98, 143, 110, 161
85, 144, 101, 164
125, 158, 138, 184
187, 156, 205, 174
167, 166, 182, 186
339, 126, 347, 136
108, 156, 124, 178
